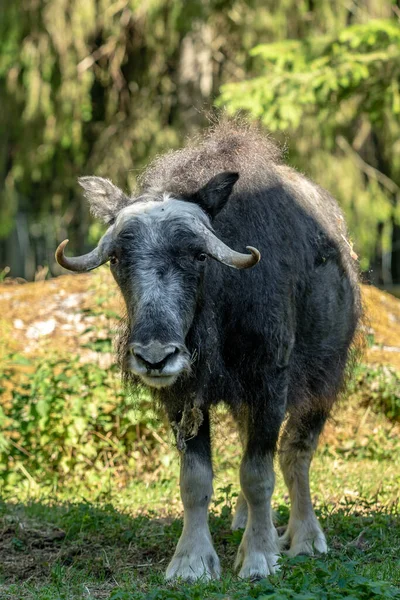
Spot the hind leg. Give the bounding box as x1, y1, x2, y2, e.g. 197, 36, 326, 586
278, 410, 328, 556
232, 490, 248, 530
231, 416, 248, 531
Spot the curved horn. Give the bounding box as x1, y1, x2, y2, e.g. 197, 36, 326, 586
200, 226, 260, 269
55, 229, 113, 272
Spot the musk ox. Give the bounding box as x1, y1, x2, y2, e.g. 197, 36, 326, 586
56, 122, 361, 581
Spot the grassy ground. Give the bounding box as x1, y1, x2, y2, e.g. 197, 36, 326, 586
0, 272, 399, 599
0, 457, 399, 599
1, 398, 399, 600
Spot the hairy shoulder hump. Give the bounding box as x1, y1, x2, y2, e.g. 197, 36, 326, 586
138, 121, 283, 197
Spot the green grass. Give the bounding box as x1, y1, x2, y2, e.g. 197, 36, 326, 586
0, 351, 399, 599
0, 449, 399, 599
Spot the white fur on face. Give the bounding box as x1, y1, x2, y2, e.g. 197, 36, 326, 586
114, 196, 210, 235
235, 454, 280, 579
114, 197, 208, 387
166, 459, 220, 582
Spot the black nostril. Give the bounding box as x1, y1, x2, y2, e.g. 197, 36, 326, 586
130, 344, 180, 371
136, 351, 172, 371
136, 352, 164, 370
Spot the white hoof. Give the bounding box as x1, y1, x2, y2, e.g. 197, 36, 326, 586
279, 518, 328, 556
235, 527, 280, 579
165, 537, 220, 582
237, 551, 280, 579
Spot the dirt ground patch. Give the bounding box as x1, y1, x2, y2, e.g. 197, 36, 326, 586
0, 269, 123, 366
0, 502, 175, 586
362, 285, 400, 369
0, 511, 66, 583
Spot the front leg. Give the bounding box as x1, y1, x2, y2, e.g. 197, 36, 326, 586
235, 380, 287, 579
166, 411, 220, 582
235, 452, 279, 579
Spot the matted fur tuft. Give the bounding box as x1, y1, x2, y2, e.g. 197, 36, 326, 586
138, 119, 283, 199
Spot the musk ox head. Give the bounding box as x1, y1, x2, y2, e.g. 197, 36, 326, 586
56, 173, 260, 388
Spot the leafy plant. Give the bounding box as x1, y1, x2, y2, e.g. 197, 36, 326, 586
0, 354, 163, 491
349, 363, 400, 421
219, 20, 400, 132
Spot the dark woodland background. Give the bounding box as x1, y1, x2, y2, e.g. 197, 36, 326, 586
1, 1, 400, 289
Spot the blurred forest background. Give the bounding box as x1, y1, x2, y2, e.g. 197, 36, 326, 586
1, 0, 400, 288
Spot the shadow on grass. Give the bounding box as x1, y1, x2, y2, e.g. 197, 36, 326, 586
0, 498, 399, 593
0, 499, 179, 584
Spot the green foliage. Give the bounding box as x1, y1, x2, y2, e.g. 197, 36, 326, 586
349, 363, 400, 421
217, 16, 400, 276
0, 0, 284, 263
0, 349, 399, 597
0, 351, 399, 492
0, 354, 161, 491
331, 425, 399, 462
2, 0, 399, 282
107, 565, 400, 600
219, 20, 400, 131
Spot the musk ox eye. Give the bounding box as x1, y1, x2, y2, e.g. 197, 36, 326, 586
110, 255, 118, 266
197, 253, 207, 262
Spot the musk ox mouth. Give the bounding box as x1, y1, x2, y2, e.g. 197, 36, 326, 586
125, 347, 191, 389
140, 373, 180, 389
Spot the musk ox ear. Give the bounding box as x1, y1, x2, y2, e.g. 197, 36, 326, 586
195, 171, 239, 218
78, 176, 131, 225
